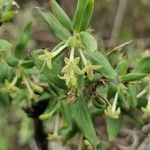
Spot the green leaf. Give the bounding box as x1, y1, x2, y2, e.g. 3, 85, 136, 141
71, 96, 98, 146
118, 94, 129, 110
38, 8, 71, 41
33, 53, 67, 90
60, 101, 78, 142
84, 51, 118, 80
14, 22, 32, 58
107, 83, 117, 100
93, 96, 106, 110
80, 0, 94, 31
51, 0, 73, 31
6, 56, 19, 67
116, 59, 128, 76
0, 62, 11, 81
128, 84, 137, 108
80, 31, 97, 51
73, 0, 89, 32
107, 84, 129, 110
106, 116, 123, 141
122, 73, 147, 82
0, 91, 10, 107
135, 56, 150, 74
0, 39, 12, 51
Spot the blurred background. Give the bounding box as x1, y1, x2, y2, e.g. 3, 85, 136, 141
0, 0, 150, 149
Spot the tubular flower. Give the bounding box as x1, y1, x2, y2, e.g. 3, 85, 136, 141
1, 79, 19, 98
79, 49, 101, 80
38, 49, 53, 69
47, 133, 62, 142
38, 44, 67, 70
60, 57, 82, 88
104, 92, 121, 119
82, 60, 101, 80
141, 94, 150, 118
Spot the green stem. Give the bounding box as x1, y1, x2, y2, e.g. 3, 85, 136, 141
11, 76, 18, 86
52, 44, 67, 57
23, 77, 34, 96
112, 91, 119, 112
54, 114, 59, 134
70, 48, 75, 61
79, 49, 87, 65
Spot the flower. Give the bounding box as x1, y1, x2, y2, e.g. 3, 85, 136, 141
82, 60, 101, 80
38, 49, 53, 69
38, 44, 67, 70
104, 106, 121, 119
60, 57, 82, 88
47, 133, 62, 142
141, 94, 150, 118
1, 79, 19, 98
104, 92, 121, 119
79, 49, 101, 80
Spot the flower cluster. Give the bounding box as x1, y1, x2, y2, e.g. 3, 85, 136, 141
37, 37, 101, 103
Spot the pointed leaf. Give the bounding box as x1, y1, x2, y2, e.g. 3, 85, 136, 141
33, 52, 67, 90
80, 31, 97, 51
38, 8, 71, 40
80, 0, 94, 31
135, 56, 150, 74
122, 73, 147, 82
116, 59, 128, 76
71, 96, 98, 146
51, 0, 73, 31
84, 51, 118, 80
106, 116, 123, 141
73, 0, 89, 32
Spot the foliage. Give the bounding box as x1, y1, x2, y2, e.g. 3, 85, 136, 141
0, 0, 150, 149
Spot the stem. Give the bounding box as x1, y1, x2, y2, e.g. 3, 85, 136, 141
112, 92, 119, 112
54, 114, 59, 134
52, 44, 67, 57
11, 76, 18, 86
24, 77, 34, 96
40, 61, 47, 73
137, 88, 147, 98
79, 49, 87, 65
70, 48, 75, 61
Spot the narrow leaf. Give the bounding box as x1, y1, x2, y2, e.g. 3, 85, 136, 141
135, 56, 150, 74
33, 53, 67, 90
80, 0, 94, 31
116, 59, 128, 76
84, 51, 118, 80
38, 8, 71, 40
71, 96, 98, 146
122, 73, 147, 82
51, 0, 73, 31
73, 0, 89, 32
106, 116, 123, 141
80, 31, 97, 51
